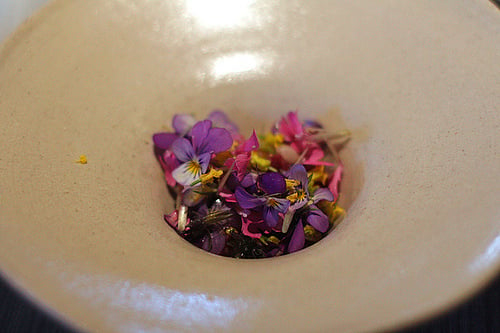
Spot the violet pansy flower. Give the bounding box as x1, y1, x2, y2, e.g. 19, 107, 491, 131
286, 164, 334, 212
284, 164, 334, 253
152, 114, 196, 150
235, 172, 290, 228
207, 110, 241, 140
171, 120, 232, 186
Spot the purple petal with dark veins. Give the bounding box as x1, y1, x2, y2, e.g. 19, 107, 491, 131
258, 172, 286, 194
290, 198, 307, 211
241, 173, 257, 188
312, 188, 334, 203
235, 187, 265, 209
171, 137, 195, 162
263, 206, 279, 228
288, 164, 309, 190
201, 231, 226, 254
152, 133, 178, 150
201, 127, 233, 154
172, 114, 196, 136
270, 198, 290, 214
190, 120, 212, 152
198, 153, 211, 174
306, 206, 329, 233
288, 220, 305, 253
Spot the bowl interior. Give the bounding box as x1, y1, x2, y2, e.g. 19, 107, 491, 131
0, 1, 499, 332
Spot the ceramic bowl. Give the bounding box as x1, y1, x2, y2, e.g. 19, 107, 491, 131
0, 1, 499, 332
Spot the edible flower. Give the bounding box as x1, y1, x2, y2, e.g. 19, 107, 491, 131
153, 110, 348, 258
235, 172, 290, 227
171, 120, 232, 185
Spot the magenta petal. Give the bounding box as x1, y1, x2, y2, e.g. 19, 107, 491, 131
328, 164, 343, 201
303, 148, 335, 166
287, 111, 303, 136
288, 220, 305, 253
235, 153, 251, 181
312, 188, 334, 203
242, 130, 259, 152
202, 127, 233, 154
241, 217, 263, 238
235, 187, 265, 209
153, 133, 178, 150
164, 211, 178, 228
278, 111, 304, 141
162, 151, 179, 187
172, 114, 196, 136
171, 137, 195, 162
303, 147, 324, 164
258, 172, 286, 194
307, 207, 329, 233
190, 120, 212, 152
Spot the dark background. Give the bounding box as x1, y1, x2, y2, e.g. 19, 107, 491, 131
1, 1, 499, 332
0, 272, 499, 332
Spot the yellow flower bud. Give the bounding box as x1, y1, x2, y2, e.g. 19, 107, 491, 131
309, 166, 328, 185
200, 168, 223, 183
304, 225, 322, 242
250, 151, 271, 171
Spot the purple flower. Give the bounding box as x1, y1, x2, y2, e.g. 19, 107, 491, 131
172, 114, 197, 136
153, 111, 238, 150
257, 172, 286, 194
152, 132, 179, 150
207, 110, 241, 139
171, 120, 232, 185
288, 220, 305, 253
152, 114, 196, 150
235, 187, 290, 228
235, 172, 289, 228
284, 164, 334, 253
287, 164, 334, 211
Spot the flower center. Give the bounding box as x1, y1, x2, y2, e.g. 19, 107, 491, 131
297, 190, 307, 201
267, 198, 279, 207
186, 159, 202, 176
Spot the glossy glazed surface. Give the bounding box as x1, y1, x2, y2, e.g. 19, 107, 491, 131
0, 1, 499, 332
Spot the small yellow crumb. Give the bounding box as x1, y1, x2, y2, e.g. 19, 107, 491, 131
76, 155, 88, 164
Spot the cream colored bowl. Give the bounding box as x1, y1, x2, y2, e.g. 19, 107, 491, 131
0, 1, 499, 332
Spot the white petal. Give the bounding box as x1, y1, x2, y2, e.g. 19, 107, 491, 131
172, 161, 200, 186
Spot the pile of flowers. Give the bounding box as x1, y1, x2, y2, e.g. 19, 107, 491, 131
153, 111, 349, 258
